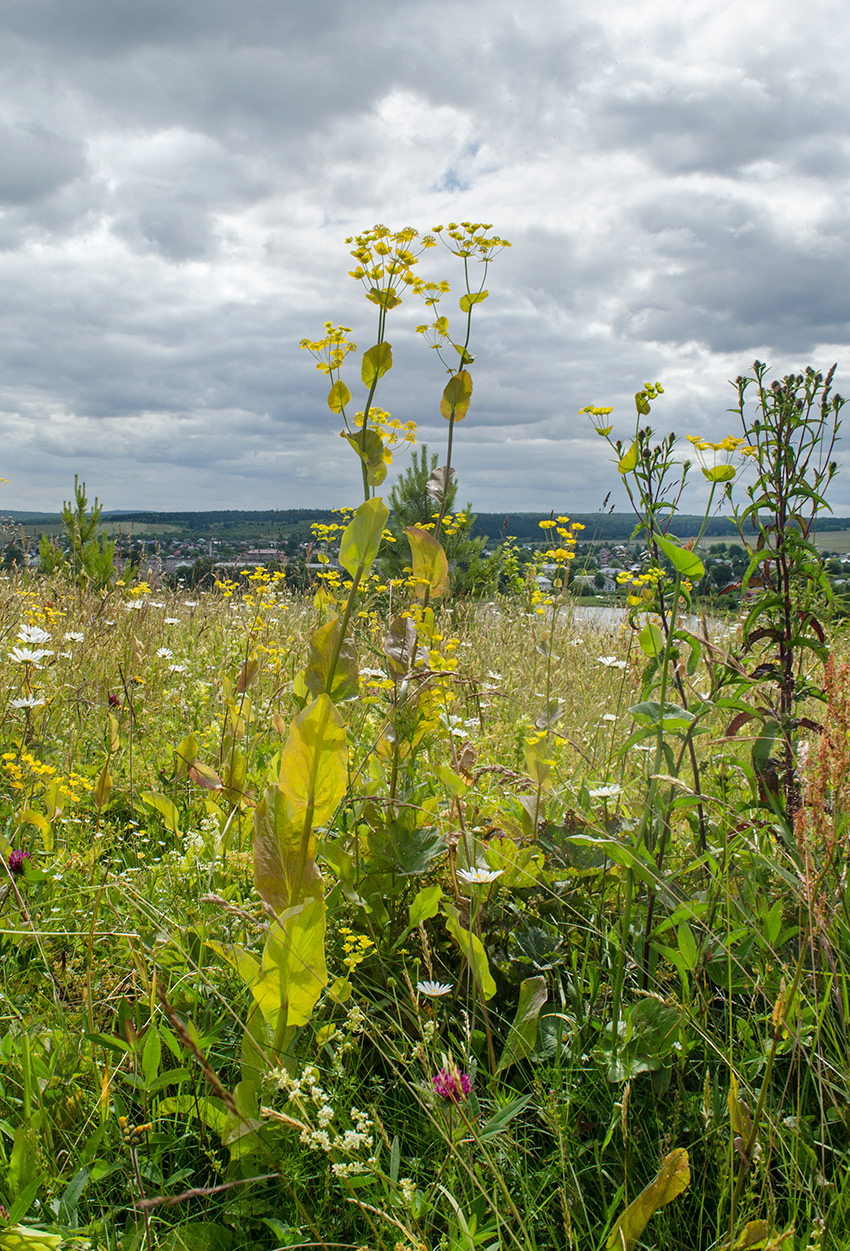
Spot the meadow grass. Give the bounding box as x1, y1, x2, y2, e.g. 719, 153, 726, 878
0, 568, 847, 1251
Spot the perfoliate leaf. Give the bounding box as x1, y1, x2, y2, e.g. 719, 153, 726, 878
93, 758, 112, 813
339, 496, 389, 578
361, 341, 393, 385
702, 464, 736, 482
365, 288, 401, 310
252, 896, 327, 1030
279, 694, 347, 830
140, 790, 181, 835
384, 614, 420, 678
496, 976, 549, 1073
440, 369, 473, 422
327, 380, 351, 413
638, 622, 664, 657
607, 1148, 690, 1250
654, 532, 705, 579
342, 429, 390, 486
459, 290, 488, 312
618, 441, 639, 473
304, 617, 360, 702
406, 526, 449, 599
425, 464, 456, 506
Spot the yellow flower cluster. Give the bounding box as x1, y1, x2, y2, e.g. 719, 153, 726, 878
433, 221, 512, 261
300, 322, 358, 376
1, 750, 92, 803
339, 926, 375, 973
352, 408, 417, 449
345, 225, 438, 310
617, 566, 665, 607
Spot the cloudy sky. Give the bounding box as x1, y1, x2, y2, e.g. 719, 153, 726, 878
1, 0, 848, 516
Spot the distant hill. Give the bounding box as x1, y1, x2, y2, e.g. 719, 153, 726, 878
5, 508, 850, 544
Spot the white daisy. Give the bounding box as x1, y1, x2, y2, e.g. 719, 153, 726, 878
456, 866, 503, 886
416, 980, 454, 997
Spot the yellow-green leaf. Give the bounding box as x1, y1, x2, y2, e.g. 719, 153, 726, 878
406, 526, 449, 600
443, 900, 497, 999
304, 617, 360, 703
252, 896, 327, 1030
342, 429, 390, 486
607, 1148, 690, 1250
618, 441, 638, 474
361, 342, 393, 386
496, 975, 548, 1073
459, 290, 488, 313
0, 1229, 64, 1249
327, 379, 351, 413
140, 790, 180, 835
655, 532, 705, 580
638, 622, 664, 657
702, 464, 736, 482
339, 496, 389, 578
279, 694, 347, 829
440, 369, 473, 422
174, 732, 200, 781
93, 759, 113, 813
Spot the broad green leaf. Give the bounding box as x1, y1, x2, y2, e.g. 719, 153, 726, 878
304, 617, 360, 702
607, 1148, 690, 1250
440, 369, 473, 422
406, 526, 449, 599
279, 694, 347, 829
638, 622, 664, 657
677, 920, 698, 971
140, 790, 180, 835
206, 940, 260, 987
496, 976, 549, 1073
629, 701, 695, 730
327, 380, 351, 413
627, 998, 680, 1059
618, 441, 638, 473
702, 464, 736, 482
8, 1124, 38, 1202
252, 896, 327, 1030
0, 1229, 63, 1250
93, 758, 112, 813
157, 1095, 228, 1138
339, 496, 389, 578
655, 532, 705, 580
361, 341, 393, 386
408, 883, 443, 928
734, 1219, 771, 1248
459, 290, 488, 312
443, 901, 496, 999
343, 429, 390, 486
253, 785, 317, 915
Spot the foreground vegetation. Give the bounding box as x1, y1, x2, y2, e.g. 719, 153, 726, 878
1, 222, 848, 1250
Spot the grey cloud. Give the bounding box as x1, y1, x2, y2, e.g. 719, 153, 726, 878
0, 120, 87, 205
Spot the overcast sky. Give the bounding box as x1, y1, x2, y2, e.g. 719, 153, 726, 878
1, 0, 848, 517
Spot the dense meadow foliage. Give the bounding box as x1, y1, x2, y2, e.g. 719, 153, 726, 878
1, 223, 849, 1251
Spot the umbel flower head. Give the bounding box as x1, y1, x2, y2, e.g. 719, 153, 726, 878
433, 1060, 472, 1104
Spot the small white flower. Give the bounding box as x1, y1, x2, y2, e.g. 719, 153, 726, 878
156, 647, 174, 658
598, 655, 627, 669
588, 783, 623, 799
8, 646, 53, 665
9, 694, 46, 709
17, 624, 51, 645
184, 600, 199, 608
456, 866, 504, 886
417, 980, 454, 997
63, 632, 84, 643
149, 600, 165, 608
164, 617, 180, 624
602, 714, 617, 722
169, 664, 187, 673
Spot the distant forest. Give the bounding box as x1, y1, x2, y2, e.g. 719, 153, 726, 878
7, 508, 850, 544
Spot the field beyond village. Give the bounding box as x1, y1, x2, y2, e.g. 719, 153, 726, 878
1, 222, 849, 1251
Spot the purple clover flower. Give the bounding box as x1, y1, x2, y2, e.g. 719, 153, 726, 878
7, 849, 30, 876
433, 1066, 472, 1104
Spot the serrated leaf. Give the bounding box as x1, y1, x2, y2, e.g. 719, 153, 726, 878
327, 380, 351, 413
339, 496, 389, 578
361, 342, 393, 385
440, 369, 473, 422
607, 1148, 690, 1250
